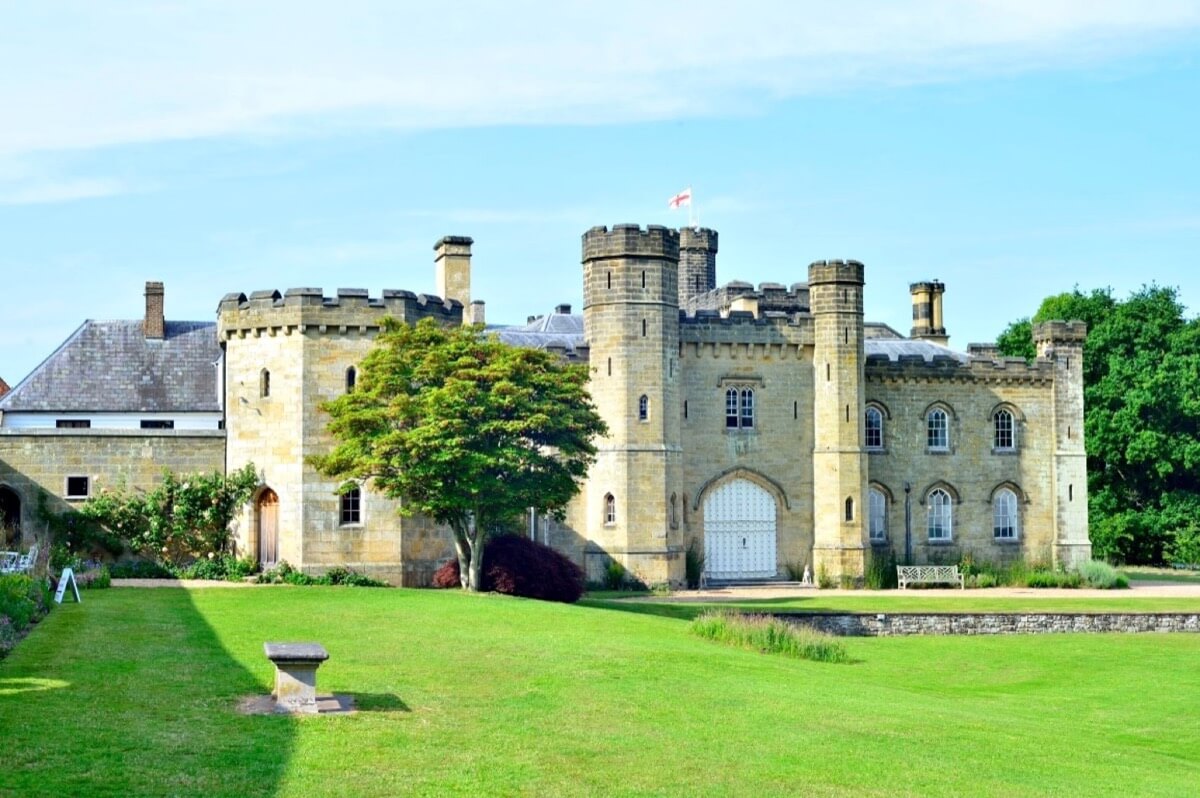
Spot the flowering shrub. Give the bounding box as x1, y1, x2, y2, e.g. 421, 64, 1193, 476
75, 464, 259, 567
0, 574, 53, 658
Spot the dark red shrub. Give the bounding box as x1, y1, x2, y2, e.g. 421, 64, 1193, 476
430, 535, 585, 603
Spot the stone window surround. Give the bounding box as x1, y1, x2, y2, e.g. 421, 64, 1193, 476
924, 486, 955, 542
868, 484, 889, 543
603, 493, 616, 526
339, 486, 362, 527
65, 475, 90, 501
720, 376, 761, 432
865, 402, 888, 451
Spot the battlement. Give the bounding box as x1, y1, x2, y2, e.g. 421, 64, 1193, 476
682, 280, 810, 316
866, 351, 1055, 384
1033, 320, 1088, 345
679, 227, 718, 252
808, 259, 865, 286
582, 224, 680, 262
679, 307, 813, 348
217, 287, 464, 338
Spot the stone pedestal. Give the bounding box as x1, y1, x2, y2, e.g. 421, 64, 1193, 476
264, 642, 329, 714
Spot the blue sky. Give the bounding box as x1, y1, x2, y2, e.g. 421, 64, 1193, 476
1, 1, 1198, 385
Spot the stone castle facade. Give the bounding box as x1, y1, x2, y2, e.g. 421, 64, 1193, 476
0, 225, 1090, 585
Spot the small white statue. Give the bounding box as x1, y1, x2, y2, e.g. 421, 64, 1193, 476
802, 564, 812, 585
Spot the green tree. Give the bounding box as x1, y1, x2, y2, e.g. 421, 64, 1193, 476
76, 464, 260, 566
311, 317, 607, 591
997, 286, 1200, 563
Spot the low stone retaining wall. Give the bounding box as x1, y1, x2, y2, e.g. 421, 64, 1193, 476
775, 613, 1200, 636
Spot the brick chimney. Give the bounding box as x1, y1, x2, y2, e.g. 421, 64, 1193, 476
144, 281, 165, 339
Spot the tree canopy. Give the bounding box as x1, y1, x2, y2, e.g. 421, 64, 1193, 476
311, 317, 607, 590
996, 286, 1200, 564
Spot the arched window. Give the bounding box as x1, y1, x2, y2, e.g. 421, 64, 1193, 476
669, 493, 678, 529
927, 408, 948, 450
869, 487, 887, 541
993, 488, 1019, 540
844, 497, 854, 522
340, 486, 361, 525
638, 395, 649, 422
604, 493, 616, 525
865, 406, 884, 449
260, 369, 271, 398
345, 366, 357, 393
927, 488, 952, 541
725, 387, 755, 429
994, 409, 1015, 450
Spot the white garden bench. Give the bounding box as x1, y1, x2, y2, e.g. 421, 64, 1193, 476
896, 564, 964, 589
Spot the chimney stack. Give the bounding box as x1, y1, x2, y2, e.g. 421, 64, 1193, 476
909, 280, 948, 347
434, 236, 474, 318
144, 281, 165, 339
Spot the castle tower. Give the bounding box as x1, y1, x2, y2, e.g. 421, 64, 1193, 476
218, 281, 465, 585
678, 227, 718, 307
909, 280, 948, 346
809, 260, 868, 582
435, 236, 474, 312
582, 224, 684, 586
1034, 320, 1091, 568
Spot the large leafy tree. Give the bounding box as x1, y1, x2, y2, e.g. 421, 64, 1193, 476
312, 317, 607, 591
997, 286, 1200, 564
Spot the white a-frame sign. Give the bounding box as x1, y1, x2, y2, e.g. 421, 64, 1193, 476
54, 568, 81, 604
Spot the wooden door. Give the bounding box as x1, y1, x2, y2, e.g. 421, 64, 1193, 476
257, 489, 279, 565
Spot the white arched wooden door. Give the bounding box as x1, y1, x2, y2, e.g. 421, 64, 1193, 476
703, 479, 777, 580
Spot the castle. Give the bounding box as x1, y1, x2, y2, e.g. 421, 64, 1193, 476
0, 225, 1090, 585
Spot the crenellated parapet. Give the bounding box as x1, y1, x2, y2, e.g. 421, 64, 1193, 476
1033, 320, 1088, 346
216, 287, 463, 339
682, 280, 810, 316
582, 224, 680, 262
679, 308, 813, 350
865, 352, 1055, 385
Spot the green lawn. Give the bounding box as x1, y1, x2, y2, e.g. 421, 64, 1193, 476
1122, 566, 1200, 585
1, 587, 1198, 797
583, 592, 1200, 620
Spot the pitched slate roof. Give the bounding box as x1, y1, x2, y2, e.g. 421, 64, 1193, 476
491, 309, 585, 353
0, 320, 221, 413
865, 338, 969, 363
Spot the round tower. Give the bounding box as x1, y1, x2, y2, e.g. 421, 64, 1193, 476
809, 260, 868, 583
582, 224, 684, 586
678, 227, 718, 308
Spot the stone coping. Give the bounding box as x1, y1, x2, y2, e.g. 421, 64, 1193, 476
264, 642, 329, 663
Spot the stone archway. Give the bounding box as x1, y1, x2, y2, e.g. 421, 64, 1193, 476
703, 478, 778, 580
256, 488, 279, 566
0, 486, 20, 548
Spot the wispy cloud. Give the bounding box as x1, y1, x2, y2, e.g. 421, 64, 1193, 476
0, 177, 136, 206
1, 1, 1197, 158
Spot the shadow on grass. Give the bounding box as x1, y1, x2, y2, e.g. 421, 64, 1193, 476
0, 588, 296, 797
348, 691, 411, 712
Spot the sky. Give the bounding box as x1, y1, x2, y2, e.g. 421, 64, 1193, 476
1, 1, 1198, 385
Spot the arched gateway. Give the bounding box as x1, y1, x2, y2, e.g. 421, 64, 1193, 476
703, 479, 777, 580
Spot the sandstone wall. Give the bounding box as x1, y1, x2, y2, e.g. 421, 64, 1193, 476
0, 429, 225, 545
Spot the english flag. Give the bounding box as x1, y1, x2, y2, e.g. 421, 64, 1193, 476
668, 187, 692, 209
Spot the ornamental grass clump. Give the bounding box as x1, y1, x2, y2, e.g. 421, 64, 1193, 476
1075, 559, 1130, 589
689, 610, 849, 664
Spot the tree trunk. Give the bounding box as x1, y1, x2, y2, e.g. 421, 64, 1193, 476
450, 521, 471, 590
468, 535, 485, 592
